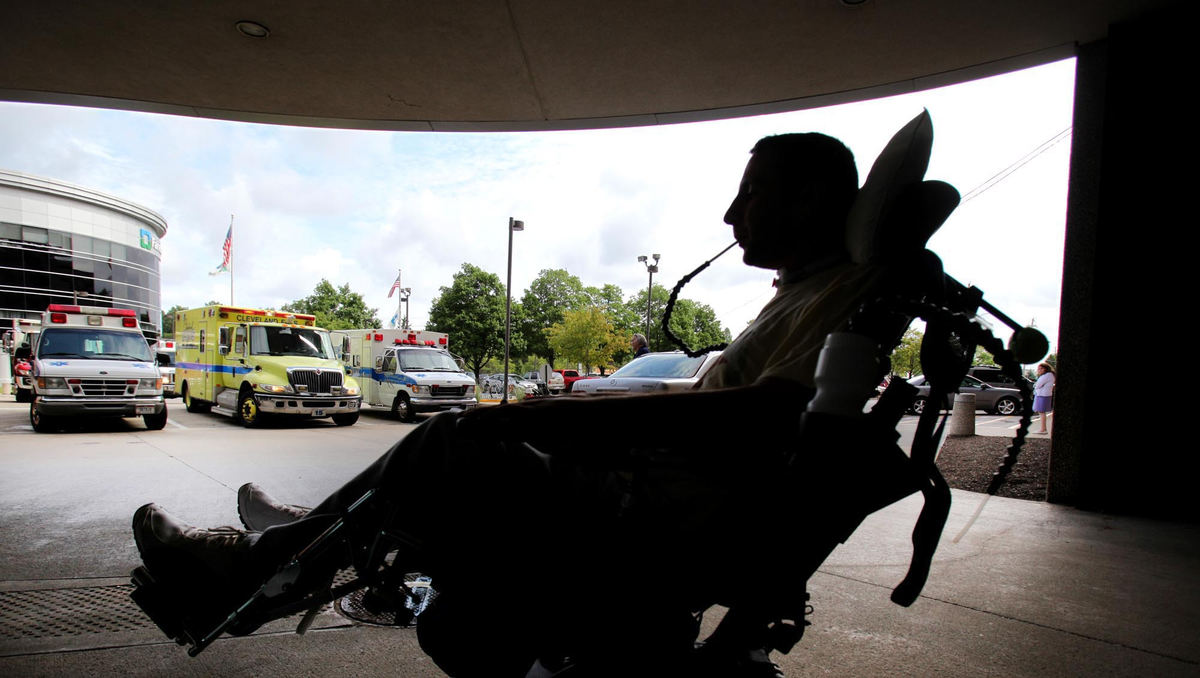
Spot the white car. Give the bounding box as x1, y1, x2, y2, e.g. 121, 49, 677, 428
570, 351, 722, 396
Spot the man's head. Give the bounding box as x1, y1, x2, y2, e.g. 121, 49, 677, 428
724, 133, 858, 270
631, 333, 647, 351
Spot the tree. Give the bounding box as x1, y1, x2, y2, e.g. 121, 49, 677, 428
888, 328, 923, 378
283, 280, 381, 330
518, 269, 586, 366
586, 283, 641, 363
161, 304, 187, 336
547, 307, 623, 373
427, 263, 507, 380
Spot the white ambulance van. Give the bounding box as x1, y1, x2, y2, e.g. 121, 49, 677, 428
152, 339, 178, 398
339, 329, 477, 422
28, 304, 166, 433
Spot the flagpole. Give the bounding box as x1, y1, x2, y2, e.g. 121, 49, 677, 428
229, 214, 235, 306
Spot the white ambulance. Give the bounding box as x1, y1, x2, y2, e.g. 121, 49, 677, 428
152, 339, 178, 398
339, 329, 477, 422
28, 304, 166, 433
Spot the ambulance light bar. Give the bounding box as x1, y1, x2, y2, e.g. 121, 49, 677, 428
46, 304, 139, 327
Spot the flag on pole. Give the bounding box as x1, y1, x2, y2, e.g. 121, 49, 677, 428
387, 272, 402, 298
388, 311, 399, 328
209, 226, 232, 275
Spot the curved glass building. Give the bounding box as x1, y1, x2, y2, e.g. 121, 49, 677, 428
0, 169, 167, 338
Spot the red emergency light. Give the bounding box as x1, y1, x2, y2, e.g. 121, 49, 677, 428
375, 333, 384, 342
438, 336, 447, 345
46, 304, 137, 324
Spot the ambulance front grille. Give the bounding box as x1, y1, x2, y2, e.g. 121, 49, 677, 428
288, 369, 343, 394
78, 379, 132, 396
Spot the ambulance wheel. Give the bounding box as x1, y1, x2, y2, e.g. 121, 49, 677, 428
392, 394, 416, 423
30, 404, 59, 433
182, 385, 210, 414
143, 408, 168, 430
237, 390, 263, 428
332, 412, 359, 427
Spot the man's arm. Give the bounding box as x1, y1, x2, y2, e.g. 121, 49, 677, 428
456, 377, 814, 450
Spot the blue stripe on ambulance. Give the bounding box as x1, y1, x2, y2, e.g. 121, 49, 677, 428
348, 366, 419, 387
176, 361, 254, 375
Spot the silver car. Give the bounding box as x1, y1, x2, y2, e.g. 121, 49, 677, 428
571, 351, 722, 396
906, 374, 1023, 415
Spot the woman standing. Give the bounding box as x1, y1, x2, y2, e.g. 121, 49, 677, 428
1033, 362, 1056, 434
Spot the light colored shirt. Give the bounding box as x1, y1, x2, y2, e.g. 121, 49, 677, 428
697, 262, 884, 390
1034, 372, 1055, 397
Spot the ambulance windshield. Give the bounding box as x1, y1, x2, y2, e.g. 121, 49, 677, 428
37, 328, 153, 361
397, 348, 460, 372
249, 326, 336, 358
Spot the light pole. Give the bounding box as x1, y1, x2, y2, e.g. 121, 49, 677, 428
637, 253, 659, 348
503, 217, 524, 403
399, 288, 412, 329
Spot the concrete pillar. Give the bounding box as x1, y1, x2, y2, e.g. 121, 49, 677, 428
947, 393, 975, 437
1052, 7, 1197, 519
0, 350, 10, 395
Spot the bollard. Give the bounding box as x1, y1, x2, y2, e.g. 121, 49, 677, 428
947, 393, 976, 436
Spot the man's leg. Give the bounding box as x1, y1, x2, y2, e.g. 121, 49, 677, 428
132, 411, 552, 641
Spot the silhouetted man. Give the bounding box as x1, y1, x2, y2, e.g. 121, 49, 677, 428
133, 132, 886, 676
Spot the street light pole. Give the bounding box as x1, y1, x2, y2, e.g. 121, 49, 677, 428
400, 288, 412, 329
503, 217, 524, 403
637, 253, 660, 349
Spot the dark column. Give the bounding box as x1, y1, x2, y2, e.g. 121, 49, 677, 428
1050, 6, 1196, 519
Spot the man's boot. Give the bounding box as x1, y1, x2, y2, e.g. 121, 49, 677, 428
130, 503, 272, 646
237, 483, 311, 532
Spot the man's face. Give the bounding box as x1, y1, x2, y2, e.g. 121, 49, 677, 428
724, 153, 803, 270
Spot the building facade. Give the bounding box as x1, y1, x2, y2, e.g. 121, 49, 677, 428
0, 169, 167, 338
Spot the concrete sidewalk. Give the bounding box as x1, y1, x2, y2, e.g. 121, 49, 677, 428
1, 487, 1196, 677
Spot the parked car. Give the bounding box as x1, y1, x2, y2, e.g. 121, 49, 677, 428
554, 369, 599, 393
571, 351, 723, 396
967, 365, 1032, 390
480, 373, 538, 400
906, 374, 1023, 415
501, 373, 541, 396
520, 371, 549, 396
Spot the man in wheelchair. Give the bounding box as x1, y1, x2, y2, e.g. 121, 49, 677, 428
131, 114, 986, 676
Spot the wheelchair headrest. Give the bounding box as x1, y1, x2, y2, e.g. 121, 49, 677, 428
846, 110, 961, 265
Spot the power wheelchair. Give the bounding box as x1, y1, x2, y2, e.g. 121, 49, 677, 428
130, 111, 1048, 676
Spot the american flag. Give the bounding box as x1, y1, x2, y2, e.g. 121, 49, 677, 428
388, 272, 402, 297
210, 226, 232, 275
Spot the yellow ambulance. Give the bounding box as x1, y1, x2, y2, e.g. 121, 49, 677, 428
174, 305, 361, 427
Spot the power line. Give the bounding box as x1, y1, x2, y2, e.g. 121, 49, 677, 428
960, 127, 1073, 203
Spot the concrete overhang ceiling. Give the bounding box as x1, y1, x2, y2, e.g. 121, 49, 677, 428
0, 1, 1172, 132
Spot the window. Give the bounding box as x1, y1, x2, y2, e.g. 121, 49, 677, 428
234, 325, 247, 355
21, 226, 48, 244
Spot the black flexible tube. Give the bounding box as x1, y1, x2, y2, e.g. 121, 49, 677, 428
661, 241, 738, 357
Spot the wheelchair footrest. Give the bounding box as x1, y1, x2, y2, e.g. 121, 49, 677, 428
130, 566, 202, 648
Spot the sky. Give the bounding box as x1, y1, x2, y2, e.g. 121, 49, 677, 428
0, 58, 1075, 353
